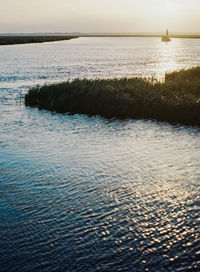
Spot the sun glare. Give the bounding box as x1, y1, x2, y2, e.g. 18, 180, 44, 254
165, 1, 172, 9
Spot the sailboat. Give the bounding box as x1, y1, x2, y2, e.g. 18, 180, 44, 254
161, 29, 171, 42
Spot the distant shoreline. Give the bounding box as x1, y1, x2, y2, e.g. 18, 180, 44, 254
78, 34, 200, 39
0, 36, 78, 46
0, 34, 200, 46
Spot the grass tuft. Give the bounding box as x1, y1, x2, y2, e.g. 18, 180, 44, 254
25, 66, 200, 126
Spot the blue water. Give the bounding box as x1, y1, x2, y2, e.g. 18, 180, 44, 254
0, 37, 200, 271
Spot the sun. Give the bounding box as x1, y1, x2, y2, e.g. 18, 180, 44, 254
165, 1, 173, 8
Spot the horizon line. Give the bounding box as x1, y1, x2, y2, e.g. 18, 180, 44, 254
1, 31, 200, 35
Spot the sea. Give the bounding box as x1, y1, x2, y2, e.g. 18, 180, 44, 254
0, 37, 200, 271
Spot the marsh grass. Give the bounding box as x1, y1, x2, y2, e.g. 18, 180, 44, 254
25, 67, 200, 126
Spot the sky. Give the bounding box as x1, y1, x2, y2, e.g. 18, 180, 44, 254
0, 0, 199, 33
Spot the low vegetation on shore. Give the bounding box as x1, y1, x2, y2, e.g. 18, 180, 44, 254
25, 66, 200, 126
0, 36, 77, 45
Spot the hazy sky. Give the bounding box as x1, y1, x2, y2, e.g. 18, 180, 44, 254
0, 0, 199, 33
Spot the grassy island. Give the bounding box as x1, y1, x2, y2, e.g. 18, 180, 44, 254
0, 35, 78, 46
25, 66, 200, 126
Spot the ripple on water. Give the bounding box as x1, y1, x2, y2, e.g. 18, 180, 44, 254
0, 113, 200, 271
0, 38, 200, 272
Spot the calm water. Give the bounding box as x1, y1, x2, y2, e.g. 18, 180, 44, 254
0, 37, 200, 271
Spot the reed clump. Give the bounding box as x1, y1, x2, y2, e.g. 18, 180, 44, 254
25, 66, 200, 126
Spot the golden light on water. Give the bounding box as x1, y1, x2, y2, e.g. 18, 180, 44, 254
157, 38, 186, 79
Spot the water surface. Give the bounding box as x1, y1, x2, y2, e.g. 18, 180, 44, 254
0, 37, 200, 271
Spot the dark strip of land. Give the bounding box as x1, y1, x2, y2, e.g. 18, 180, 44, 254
0, 36, 78, 46
171, 35, 200, 39
25, 67, 200, 127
